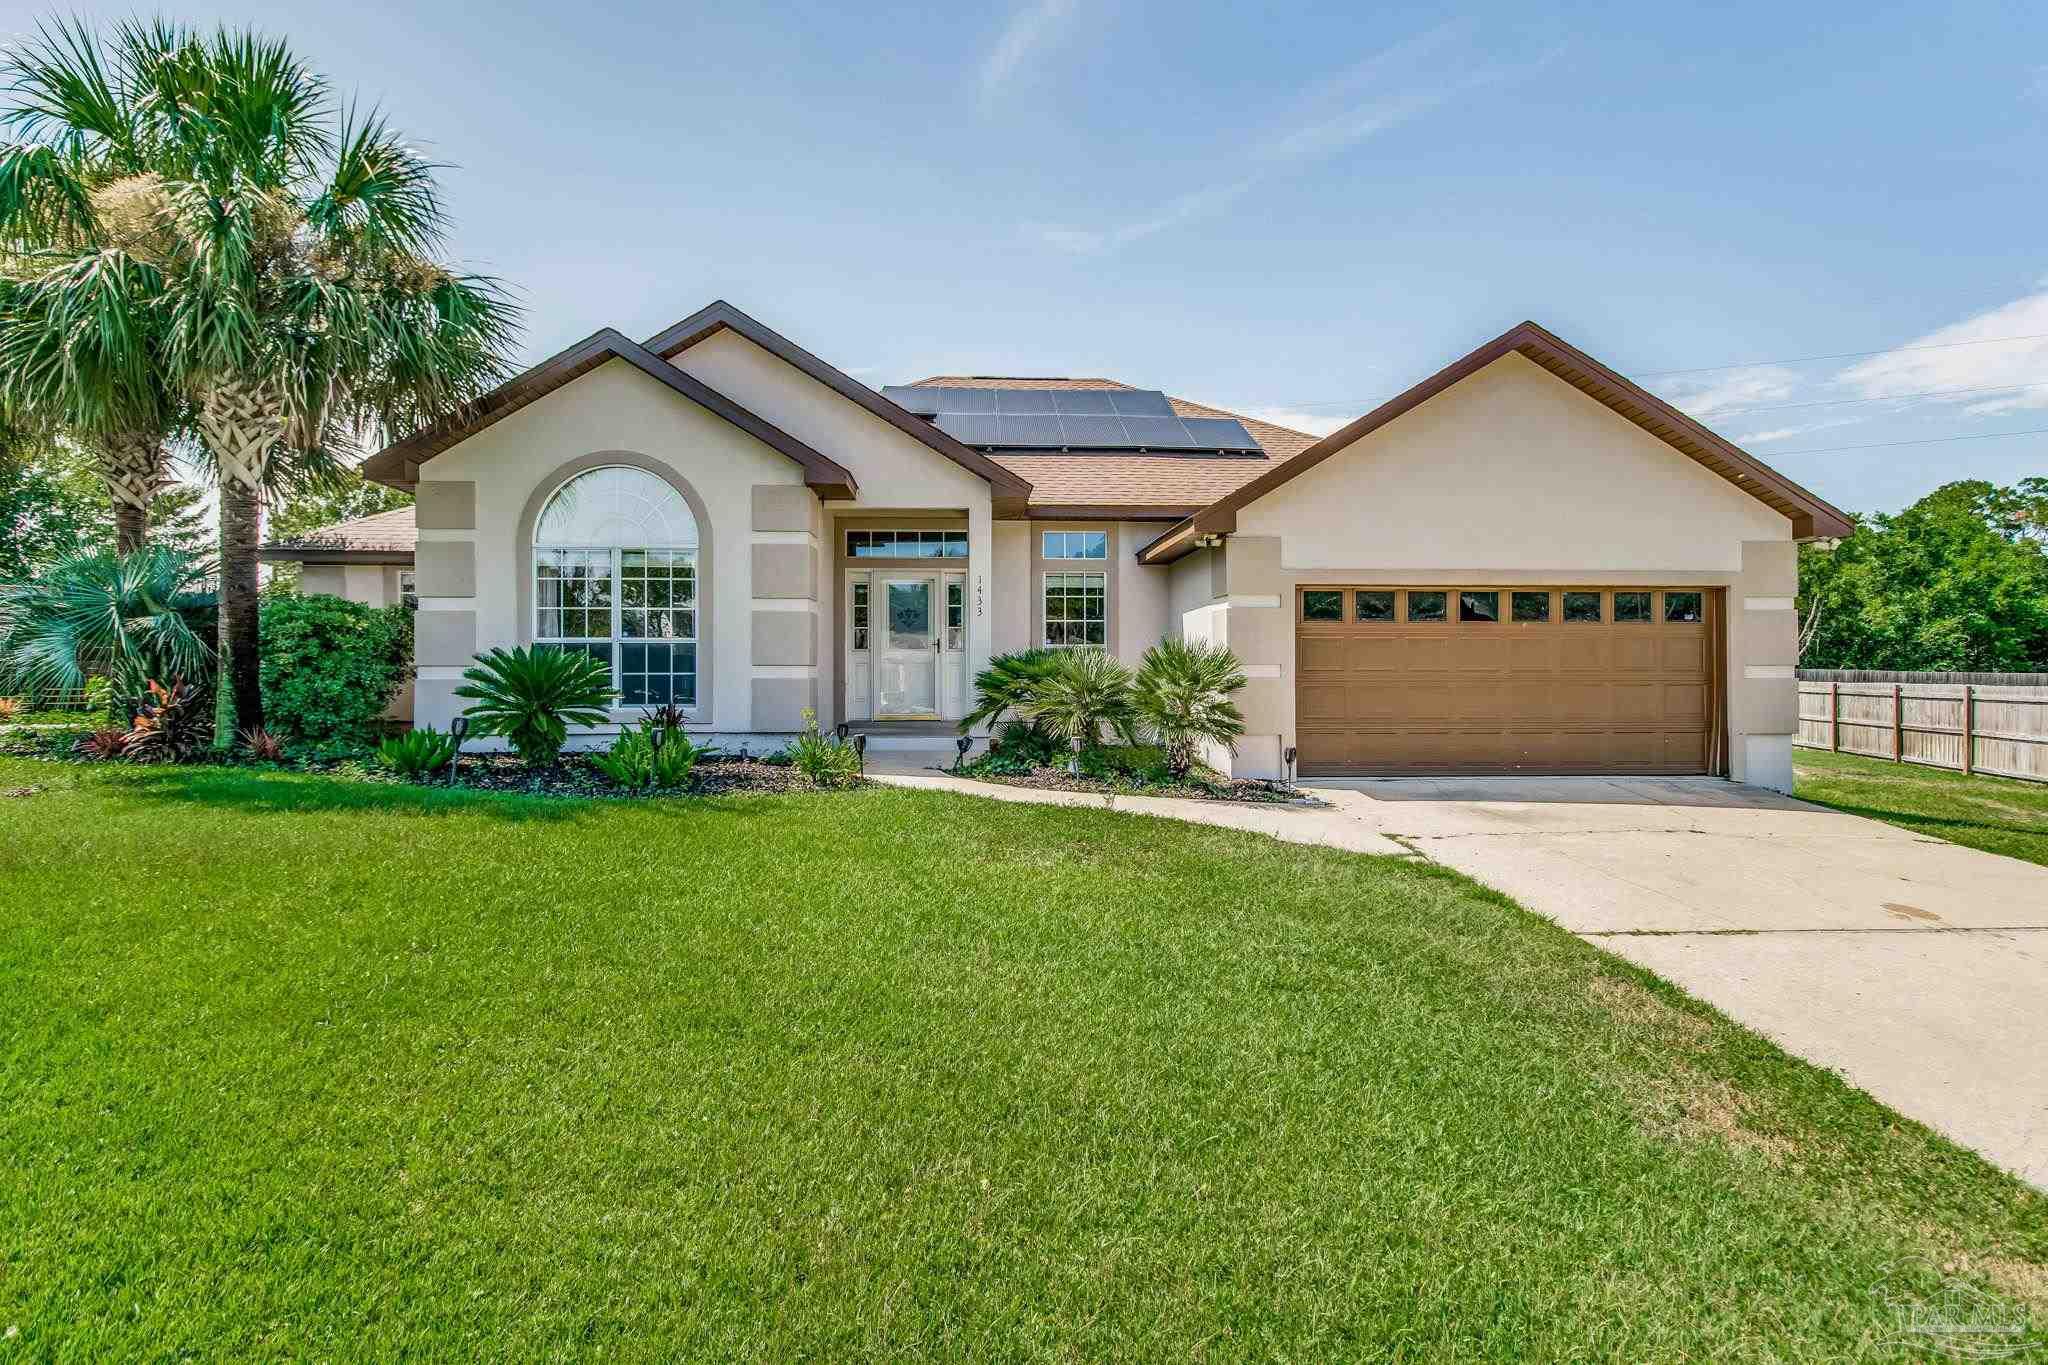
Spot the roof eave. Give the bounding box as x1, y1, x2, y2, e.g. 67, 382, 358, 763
258, 547, 415, 565
646, 300, 1034, 502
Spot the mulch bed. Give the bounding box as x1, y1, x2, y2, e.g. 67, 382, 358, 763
948, 763, 1300, 804
433, 753, 834, 798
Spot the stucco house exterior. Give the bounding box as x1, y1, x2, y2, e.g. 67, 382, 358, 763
261, 300, 1851, 792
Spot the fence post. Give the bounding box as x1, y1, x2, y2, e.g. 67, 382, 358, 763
1829, 681, 1840, 752
1962, 685, 1975, 775
1893, 683, 1904, 762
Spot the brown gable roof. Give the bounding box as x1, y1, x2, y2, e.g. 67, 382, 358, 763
260, 505, 418, 563
645, 302, 1033, 514
359, 328, 857, 499
902, 376, 1322, 517
1136, 321, 1857, 564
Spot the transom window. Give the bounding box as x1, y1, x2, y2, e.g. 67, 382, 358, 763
1299, 588, 1710, 631
1042, 530, 1108, 560
533, 465, 698, 708
1044, 572, 1107, 647
846, 529, 967, 559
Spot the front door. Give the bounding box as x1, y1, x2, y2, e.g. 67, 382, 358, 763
875, 575, 939, 717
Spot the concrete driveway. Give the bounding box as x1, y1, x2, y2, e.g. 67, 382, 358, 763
1305, 777, 2048, 1189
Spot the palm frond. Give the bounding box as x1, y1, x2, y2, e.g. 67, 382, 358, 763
0, 139, 101, 245
1, 17, 140, 161
306, 104, 445, 258
0, 545, 213, 696
0, 245, 166, 435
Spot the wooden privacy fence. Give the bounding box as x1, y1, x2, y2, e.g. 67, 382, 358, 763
1795, 673, 2048, 783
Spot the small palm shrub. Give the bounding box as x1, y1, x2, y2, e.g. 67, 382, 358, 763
123, 680, 211, 763
1027, 649, 1138, 774
1130, 638, 1248, 778
783, 710, 861, 787
0, 549, 213, 705
238, 727, 288, 763
962, 648, 1064, 735
376, 727, 460, 778
590, 721, 714, 791
454, 647, 615, 768
73, 728, 129, 760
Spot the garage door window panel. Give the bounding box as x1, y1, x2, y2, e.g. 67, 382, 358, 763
1354, 590, 1395, 622
1407, 591, 1448, 623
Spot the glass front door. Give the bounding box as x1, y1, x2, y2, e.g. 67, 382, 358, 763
875, 576, 939, 716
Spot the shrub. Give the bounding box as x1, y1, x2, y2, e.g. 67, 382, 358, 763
82, 676, 116, 722
590, 720, 714, 791
258, 594, 411, 744
123, 679, 211, 763
1026, 649, 1138, 774
238, 727, 288, 762
1077, 744, 1174, 785
962, 648, 1064, 735
454, 646, 615, 769
1130, 638, 1247, 778
0, 548, 212, 706
72, 728, 128, 759
968, 720, 1065, 774
376, 727, 460, 777
782, 709, 861, 787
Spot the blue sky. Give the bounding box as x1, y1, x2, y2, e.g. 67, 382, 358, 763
6, 0, 2046, 513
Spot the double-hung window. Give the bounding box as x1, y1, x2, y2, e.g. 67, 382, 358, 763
533, 466, 699, 708
1041, 528, 1108, 647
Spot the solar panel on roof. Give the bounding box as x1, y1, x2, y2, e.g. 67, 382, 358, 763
932, 413, 1002, 445
1119, 415, 1196, 448
995, 389, 1058, 415
1057, 415, 1129, 445
1179, 417, 1261, 451
1108, 389, 1174, 418
997, 415, 1065, 446
1051, 390, 1117, 415
883, 383, 1262, 452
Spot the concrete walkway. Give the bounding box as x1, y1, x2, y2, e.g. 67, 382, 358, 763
871, 760, 2048, 1188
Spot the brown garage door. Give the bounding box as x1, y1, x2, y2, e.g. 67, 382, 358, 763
1295, 587, 1722, 777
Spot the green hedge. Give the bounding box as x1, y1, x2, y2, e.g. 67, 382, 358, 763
258, 594, 412, 743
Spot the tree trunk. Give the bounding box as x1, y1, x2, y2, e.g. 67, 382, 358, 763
99, 434, 167, 556
112, 501, 148, 557
197, 381, 291, 748
215, 479, 264, 743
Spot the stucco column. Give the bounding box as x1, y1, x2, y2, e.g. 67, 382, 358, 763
968, 500, 995, 718
1727, 539, 1799, 792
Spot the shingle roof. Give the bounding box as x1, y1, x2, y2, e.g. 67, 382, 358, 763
903, 377, 1322, 512
262, 506, 418, 558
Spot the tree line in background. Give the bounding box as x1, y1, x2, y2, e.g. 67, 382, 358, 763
1798, 478, 2048, 673
0, 17, 517, 737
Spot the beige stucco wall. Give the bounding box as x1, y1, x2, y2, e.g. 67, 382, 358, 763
1204, 353, 1802, 789
408, 357, 804, 740
671, 329, 997, 728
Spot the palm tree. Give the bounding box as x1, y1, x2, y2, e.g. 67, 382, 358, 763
960, 646, 1064, 734
0, 544, 212, 706
0, 19, 184, 554
1026, 648, 1138, 775
0, 21, 519, 740
1130, 638, 1247, 778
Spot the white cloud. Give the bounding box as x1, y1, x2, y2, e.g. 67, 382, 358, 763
1026, 27, 1558, 254
978, 0, 1078, 104
1728, 417, 1865, 445
1650, 365, 1802, 419
1238, 407, 1356, 437
1839, 289, 2048, 416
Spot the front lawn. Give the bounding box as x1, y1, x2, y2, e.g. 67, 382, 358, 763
2, 758, 2043, 1358
1795, 746, 2048, 868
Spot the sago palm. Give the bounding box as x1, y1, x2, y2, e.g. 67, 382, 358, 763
1130, 637, 1247, 778
1026, 648, 1138, 775
0, 20, 520, 741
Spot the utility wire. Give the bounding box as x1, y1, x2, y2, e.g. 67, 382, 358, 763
1765, 426, 2048, 457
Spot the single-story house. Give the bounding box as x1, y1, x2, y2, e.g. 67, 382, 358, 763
261, 299, 1851, 791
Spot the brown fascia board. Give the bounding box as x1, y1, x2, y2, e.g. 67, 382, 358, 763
257, 547, 414, 565
1137, 321, 1857, 565
1027, 504, 1204, 521
643, 300, 1035, 515
358, 328, 857, 499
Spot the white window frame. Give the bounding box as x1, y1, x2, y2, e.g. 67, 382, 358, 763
1042, 570, 1108, 648
533, 546, 700, 710
1041, 529, 1108, 560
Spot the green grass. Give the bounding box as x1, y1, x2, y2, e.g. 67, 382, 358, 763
1796, 747, 2048, 867
2, 757, 2043, 1359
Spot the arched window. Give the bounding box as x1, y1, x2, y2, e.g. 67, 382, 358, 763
533, 465, 699, 707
